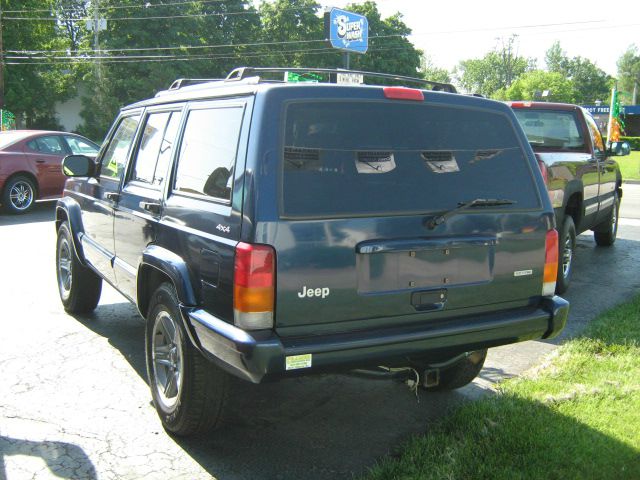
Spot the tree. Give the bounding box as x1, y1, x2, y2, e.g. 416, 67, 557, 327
495, 70, 575, 103
256, 0, 423, 77
420, 56, 451, 84
79, 0, 261, 140
455, 35, 533, 97
617, 45, 640, 104
2, 0, 78, 128
345, 2, 422, 77
545, 42, 611, 104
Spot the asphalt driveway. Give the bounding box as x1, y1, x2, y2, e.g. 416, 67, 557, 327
1, 185, 639, 480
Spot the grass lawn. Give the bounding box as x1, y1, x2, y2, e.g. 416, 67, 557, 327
363, 296, 640, 480
619, 150, 640, 181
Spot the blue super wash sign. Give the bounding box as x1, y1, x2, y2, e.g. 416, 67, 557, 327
325, 7, 368, 54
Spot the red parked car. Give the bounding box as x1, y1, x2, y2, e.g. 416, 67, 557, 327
0, 130, 100, 214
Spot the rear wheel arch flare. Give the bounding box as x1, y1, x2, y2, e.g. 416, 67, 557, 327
137, 246, 198, 315
564, 191, 582, 224
137, 264, 173, 318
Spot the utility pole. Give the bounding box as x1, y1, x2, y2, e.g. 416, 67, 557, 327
94, 0, 101, 86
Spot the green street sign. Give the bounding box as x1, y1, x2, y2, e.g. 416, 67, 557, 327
285, 71, 323, 83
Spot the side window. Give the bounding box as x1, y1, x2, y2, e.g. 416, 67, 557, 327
27, 136, 67, 155
65, 136, 99, 155
154, 112, 182, 186
131, 112, 171, 184
585, 114, 605, 154
174, 106, 244, 201
100, 116, 141, 180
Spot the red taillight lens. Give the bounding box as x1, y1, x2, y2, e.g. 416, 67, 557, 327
537, 158, 548, 184
383, 87, 424, 101
543, 229, 558, 296
234, 242, 275, 329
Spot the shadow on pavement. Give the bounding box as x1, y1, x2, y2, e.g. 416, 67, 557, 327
0, 436, 97, 480
0, 201, 56, 226
72, 301, 148, 382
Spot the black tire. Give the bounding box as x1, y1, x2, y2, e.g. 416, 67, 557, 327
56, 221, 102, 313
556, 216, 576, 294
145, 282, 230, 436
421, 349, 487, 391
3, 175, 36, 214
594, 191, 620, 247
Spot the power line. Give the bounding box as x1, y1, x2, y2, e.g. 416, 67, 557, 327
3, 0, 242, 14
4, 20, 614, 56
4, 44, 415, 65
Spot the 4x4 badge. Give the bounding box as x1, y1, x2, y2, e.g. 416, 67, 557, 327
216, 224, 230, 234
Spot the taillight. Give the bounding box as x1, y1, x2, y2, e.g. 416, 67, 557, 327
543, 229, 558, 296
233, 242, 275, 330
383, 87, 424, 101
537, 158, 548, 184
510, 101, 532, 108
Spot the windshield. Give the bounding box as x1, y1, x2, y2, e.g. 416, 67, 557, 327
513, 109, 586, 152
281, 101, 539, 218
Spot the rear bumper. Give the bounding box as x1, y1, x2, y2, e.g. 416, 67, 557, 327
185, 296, 569, 383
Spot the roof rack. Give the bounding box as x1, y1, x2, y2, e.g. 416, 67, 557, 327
224, 67, 457, 93
168, 78, 224, 90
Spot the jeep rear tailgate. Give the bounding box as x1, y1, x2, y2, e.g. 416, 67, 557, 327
264, 98, 550, 332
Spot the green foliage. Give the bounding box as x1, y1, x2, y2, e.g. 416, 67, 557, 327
455, 36, 533, 97
495, 70, 575, 103
420, 56, 451, 84
545, 42, 612, 104
345, 2, 422, 77
79, 0, 261, 139
617, 45, 640, 104
3, 0, 77, 129
617, 151, 640, 180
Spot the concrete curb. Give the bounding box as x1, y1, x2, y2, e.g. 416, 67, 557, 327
623, 180, 640, 185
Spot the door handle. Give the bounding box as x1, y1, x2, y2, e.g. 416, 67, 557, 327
139, 201, 161, 215
36, 159, 46, 164
105, 192, 120, 202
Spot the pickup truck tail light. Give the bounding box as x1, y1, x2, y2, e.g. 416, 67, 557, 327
537, 157, 548, 184
234, 242, 275, 330
543, 229, 558, 296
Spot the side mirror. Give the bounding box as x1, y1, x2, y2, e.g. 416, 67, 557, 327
608, 141, 631, 157
62, 155, 97, 177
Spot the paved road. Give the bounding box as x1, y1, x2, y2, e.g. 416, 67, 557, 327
1, 186, 639, 480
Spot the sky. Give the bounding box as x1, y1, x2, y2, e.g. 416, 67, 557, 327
320, 0, 640, 77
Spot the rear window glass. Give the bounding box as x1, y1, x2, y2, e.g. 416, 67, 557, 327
282, 101, 539, 218
513, 109, 586, 152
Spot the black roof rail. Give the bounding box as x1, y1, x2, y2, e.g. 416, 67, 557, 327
225, 67, 457, 93
168, 78, 224, 90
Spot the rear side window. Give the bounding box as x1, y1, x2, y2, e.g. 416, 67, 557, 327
282, 101, 539, 218
174, 106, 244, 201
65, 136, 99, 155
513, 109, 586, 152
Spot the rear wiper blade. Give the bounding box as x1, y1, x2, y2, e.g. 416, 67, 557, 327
426, 198, 516, 229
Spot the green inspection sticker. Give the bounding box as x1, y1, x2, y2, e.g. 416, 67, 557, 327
285, 354, 312, 370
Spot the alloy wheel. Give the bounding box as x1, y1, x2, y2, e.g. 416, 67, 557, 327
152, 311, 184, 410
9, 180, 34, 211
